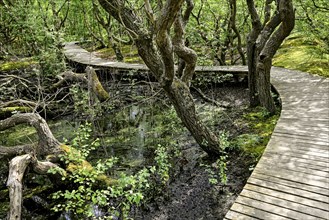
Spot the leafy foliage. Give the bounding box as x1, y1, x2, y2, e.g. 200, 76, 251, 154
50, 122, 174, 219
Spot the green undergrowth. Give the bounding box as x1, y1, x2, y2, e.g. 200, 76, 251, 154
232, 107, 279, 162
273, 33, 329, 77
0, 57, 37, 71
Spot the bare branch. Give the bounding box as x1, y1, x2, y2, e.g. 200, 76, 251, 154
246, 0, 262, 31
144, 0, 155, 24
0, 144, 35, 159
0, 113, 61, 156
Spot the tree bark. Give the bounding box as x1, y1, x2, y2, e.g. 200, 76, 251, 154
7, 154, 32, 220
246, 0, 295, 113
0, 144, 35, 159
165, 78, 219, 155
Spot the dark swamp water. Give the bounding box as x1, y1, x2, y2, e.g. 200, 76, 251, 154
0, 78, 264, 219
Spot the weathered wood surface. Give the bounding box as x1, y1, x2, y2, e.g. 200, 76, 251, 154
63, 42, 329, 219
226, 68, 329, 219
63, 42, 248, 75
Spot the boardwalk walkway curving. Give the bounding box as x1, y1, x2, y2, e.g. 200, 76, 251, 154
225, 69, 329, 220
63, 42, 329, 219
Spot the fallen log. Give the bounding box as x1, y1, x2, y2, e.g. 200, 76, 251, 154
7, 154, 32, 220
1, 113, 117, 219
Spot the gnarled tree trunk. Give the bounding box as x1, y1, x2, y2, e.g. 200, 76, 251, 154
97, 0, 220, 156
246, 0, 295, 114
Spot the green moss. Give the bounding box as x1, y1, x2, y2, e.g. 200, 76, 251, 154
0, 106, 32, 115
273, 34, 329, 77
232, 107, 279, 160
0, 58, 37, 71
124, 56, 143, 64
0, 124, 37, 146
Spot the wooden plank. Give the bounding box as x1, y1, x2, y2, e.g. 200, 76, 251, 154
253, 161, 329, 188
266, 136, 329, 153
262, 149, 329, 164
63, 42, 249, 75
257, 159, 329, 178
251, 173, 329, 196
259, 153, 328, 170
225, 210, 259, 220
272, 132, 329, 143
240, 189, 329, 219
268, 135, 329, 150
229, 203, 290, 220
243, 183, 329, 211
274, 122, 329, 133
247, 176, 329, 203
263, 142, 329, 159
236, 194, 322, 220
273, 123, 329, 135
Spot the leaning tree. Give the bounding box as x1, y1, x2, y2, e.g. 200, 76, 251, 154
246, 0, 295, 113
96, 0, 221, 155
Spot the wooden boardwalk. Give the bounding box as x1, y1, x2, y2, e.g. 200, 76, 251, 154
225, 68, 329, 220
63, 42, 248, 75
63, 42, 329, 219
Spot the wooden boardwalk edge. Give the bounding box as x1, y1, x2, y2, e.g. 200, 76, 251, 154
63, 42, 329, 220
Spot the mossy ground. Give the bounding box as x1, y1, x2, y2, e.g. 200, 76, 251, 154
0, 57, 37, 71
273, 33, 329, 77
232, 107, 279, 161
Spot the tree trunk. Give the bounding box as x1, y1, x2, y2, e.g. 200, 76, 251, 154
165, 79, 219, 155
257, 58, 276, 113
0, 113, 61, 157
97, 0, 221, 156
246, 0, 295, 113
247, 41, 260, 107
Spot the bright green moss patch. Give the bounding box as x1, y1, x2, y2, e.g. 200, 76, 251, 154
0, 58, 37, 71
232, 107, 279, 160
273, 34, 329, 77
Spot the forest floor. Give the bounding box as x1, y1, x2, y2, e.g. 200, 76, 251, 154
132, 85, 261, 220
135, 151, 252, 220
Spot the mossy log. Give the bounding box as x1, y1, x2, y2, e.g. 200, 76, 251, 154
86, 66, 110, 102
1, 113, 117, 219
53, 68, 109, 102
0, 107, 32, 119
